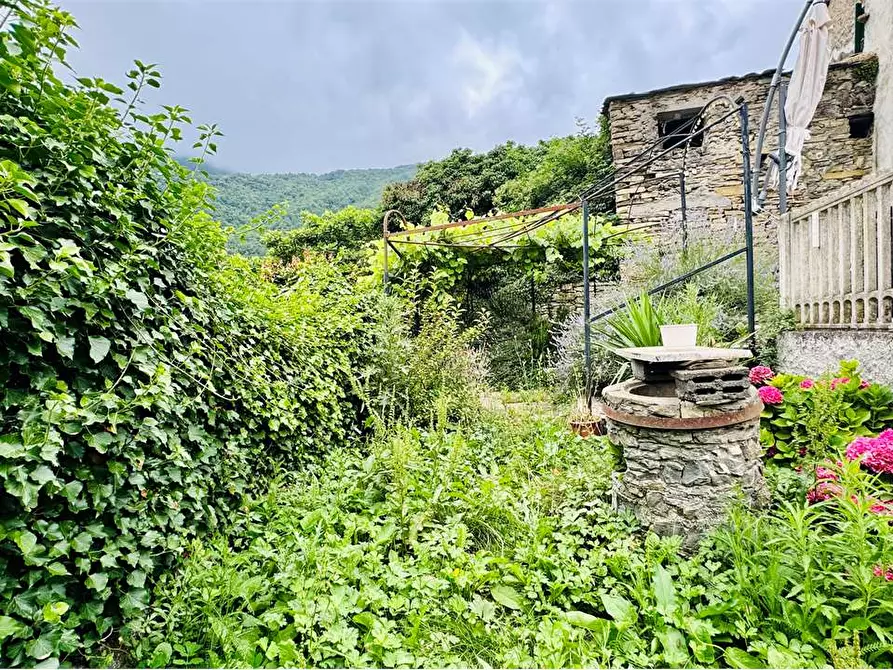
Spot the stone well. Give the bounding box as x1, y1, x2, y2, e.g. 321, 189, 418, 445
601, 347, 769, 549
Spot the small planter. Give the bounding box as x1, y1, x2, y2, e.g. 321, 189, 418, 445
570, 418, 606, 438
660, 323, 698, 348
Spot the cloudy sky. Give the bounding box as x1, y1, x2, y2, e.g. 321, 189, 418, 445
60, 0, 805, 174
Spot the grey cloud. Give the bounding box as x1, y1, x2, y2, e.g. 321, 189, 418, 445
60, 0, 805, 173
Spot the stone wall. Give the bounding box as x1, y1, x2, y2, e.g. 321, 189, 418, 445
777, 329, 893, 386
865, 0, 893, 171
605, 55, 878, 249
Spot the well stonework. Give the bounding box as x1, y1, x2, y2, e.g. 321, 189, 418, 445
604, 55, 878, 248
602, 378, 768, 549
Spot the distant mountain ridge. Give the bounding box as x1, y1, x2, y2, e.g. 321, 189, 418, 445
207, 165, 417, 230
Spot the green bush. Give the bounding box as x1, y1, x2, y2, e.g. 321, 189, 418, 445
757, 361, 893, 466
127, 410, 893, 668
0, 4, 378, 663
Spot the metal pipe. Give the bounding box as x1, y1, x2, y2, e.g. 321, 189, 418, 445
582, 199, 592, 408
740, 103, 757, 346
752, 0, 816, 211
590, 247, 748, 323
778, 80, 789, 214
680, 172, 688, 251
382, 218, 389, 292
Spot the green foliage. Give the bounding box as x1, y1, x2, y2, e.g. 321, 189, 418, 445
760, 361, 893, 465
370, 207, 622, 305
262, 206, 379, 272
127, 410, 893, 668
496, 118, 614, 214
380, 142, 540, 225
706, 460, 893, 668
0, 3, 382, 663
594, 293, 664, 351
210, 165, 417, 255
380, 120, 613, 228
358, 297, 485, 427
623, 239, 795, 367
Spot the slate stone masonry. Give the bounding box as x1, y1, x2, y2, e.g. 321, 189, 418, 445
602, 368, 768, 550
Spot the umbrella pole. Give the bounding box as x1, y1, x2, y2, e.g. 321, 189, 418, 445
752, 0, 818, 211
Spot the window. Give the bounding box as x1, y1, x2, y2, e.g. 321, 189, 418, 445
855, 2, 866, 54
849, 112, 874, 139
657, 109, 704, 151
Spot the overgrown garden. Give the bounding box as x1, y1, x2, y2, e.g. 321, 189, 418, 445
1, 2, 893, 668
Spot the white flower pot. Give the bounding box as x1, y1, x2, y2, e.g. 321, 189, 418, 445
660, 324, 698, 348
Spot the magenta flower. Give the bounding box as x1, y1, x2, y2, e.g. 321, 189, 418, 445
749, 366, 775, 385
800, 379, 815, 389
860, 380, 871, 389
869, 500, 893, 516
758, 385, 784, 405
846, 430, 893, 474
830, 377, 851, 390
873, 564, 893, 581
815, 466, 838, 481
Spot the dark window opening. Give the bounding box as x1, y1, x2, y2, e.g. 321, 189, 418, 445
855, 3, 866, 54
657, 109, 704, 151
849, 112, 874, 139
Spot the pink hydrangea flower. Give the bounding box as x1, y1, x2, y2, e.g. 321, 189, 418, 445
845, 430, 893, 474
873, 565, 893, 581
830, 377, 851, 390
800, 379, 815, 389
758, 385, 784, 405
815, 466, 838, 481
749, 366, 774, 385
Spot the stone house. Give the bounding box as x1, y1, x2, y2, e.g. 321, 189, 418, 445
602, 0, 889, 248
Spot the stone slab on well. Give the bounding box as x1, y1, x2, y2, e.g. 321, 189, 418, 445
616, 346, 752, 364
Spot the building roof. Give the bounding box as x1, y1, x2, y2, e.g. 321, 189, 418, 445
600, 53, 877, 117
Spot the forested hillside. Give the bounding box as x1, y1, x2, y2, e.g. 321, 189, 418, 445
211, 165, 416, 253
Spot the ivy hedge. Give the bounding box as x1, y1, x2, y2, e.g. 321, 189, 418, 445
0, 2, 378, 664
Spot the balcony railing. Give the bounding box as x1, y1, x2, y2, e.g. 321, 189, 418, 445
779, 171, 893, 329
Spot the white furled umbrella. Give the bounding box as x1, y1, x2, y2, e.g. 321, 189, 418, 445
773, 1, 832, 192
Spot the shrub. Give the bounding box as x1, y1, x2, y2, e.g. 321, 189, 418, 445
0, 4, 378, 663
756, 361, 893, 466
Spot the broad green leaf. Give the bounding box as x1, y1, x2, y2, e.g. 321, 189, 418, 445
491, 584, 523, 610
0, 435, 25, 458
600, 593, 636, 628
0, 615, 24, 640
14, 531, 39, 556
565, 610, 609, 632
55, 336, 75, 359
126, 289, 149, 310
85, 572, 108, 590
26, 635, 56, 661
844, 616, 871, 631
30, 465, 55, 485
6, 198, 34, 219
725, 648, 765, 669
42, 602, 69, 624
0, 250, 13, 278
88, 336, 111, 363
658, 627, 688, 666
150, 642, 172, 668
653, 564, 677, 618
